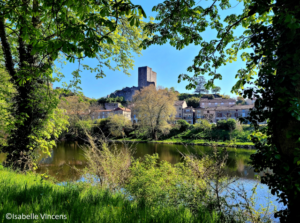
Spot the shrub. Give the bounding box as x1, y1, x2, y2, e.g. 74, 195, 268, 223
83, 135, 133, 191
194, 119, 212, 131
108, 114, 132, 137
186, 97, 200, 107
216, 119, 236, 131
125, 153, 208, 209
177, 119, 190, 132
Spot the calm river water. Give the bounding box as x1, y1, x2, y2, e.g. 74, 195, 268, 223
37, 142, 258, 182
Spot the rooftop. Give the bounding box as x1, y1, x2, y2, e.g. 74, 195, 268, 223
201, 98, 236, 103
114, 107, 131, 112
174, 100, 186, 106
201, 105, 254, 111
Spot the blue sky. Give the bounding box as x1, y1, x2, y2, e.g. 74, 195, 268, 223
53, 0, 252, 99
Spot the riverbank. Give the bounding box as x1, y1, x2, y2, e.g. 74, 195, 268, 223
0, 166, 219, 223
108, 138, 256, 149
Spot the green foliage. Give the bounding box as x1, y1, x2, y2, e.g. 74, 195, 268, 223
94, 118, 111, 137
178, 93, 220, 101
216, 119, 236, 132
236, 97, 246, 105
97, 96, 126, 106
0, 0, 150, 171
108, 114, 132, 137
186, 97, 200, 108
194, 119, 212, 132
211, 86, 221, 94
141, 0, 300, 219
125, 154, 207, 208
0, 68, 15, 147
0, 167, 218, 223
176, 119, 190, 132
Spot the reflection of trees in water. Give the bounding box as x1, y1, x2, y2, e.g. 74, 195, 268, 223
36, 142, 87, 182
36, 164, 85, 182
23, 142, 257, 182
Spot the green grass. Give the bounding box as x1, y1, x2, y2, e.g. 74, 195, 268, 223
110, 138, 254, 146
0, 166, 220, 223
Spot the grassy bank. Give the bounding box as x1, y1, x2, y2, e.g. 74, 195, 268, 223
0, 166, 219, 223
110, 138, 255, 147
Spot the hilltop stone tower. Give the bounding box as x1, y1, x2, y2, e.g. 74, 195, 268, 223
138, 66, 157, 88
109, 66, 157, 101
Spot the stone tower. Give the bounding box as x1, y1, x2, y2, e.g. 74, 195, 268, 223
138, 66, 157, 88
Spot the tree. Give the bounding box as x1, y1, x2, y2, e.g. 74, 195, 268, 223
176, 119, 190, 132
193, 76, 208, 94
211, 86, 221, 94
58, 95, 90, 136
236, 96, 246, 105
132, 85, 177, 140
185, 97, 200, 108
141, 0, 300, 220
0, 68, 15, 146
194, 119, 211, 131
0, 0, 147, 170
108, 114, 132, 137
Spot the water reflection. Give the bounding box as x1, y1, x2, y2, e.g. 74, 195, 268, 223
0, 142, 257, 182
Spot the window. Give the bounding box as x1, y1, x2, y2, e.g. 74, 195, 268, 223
242, 113, 246, 117
217, 113, 222, 117
186, 109, 190, 112
221, 103, 224, 105
202, 103, 205, 105
179, 108, 181, 110
179, 114, 181, 117
208, 103, 211, 105
215, 103, 218, 105
207, 111, 209, 113
134, 115, 136, 118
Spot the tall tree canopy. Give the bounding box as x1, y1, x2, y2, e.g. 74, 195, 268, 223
193, 76, 208, 94
0, 0, 147, 170
141, 0, 300, 221
133, 85, 177, 140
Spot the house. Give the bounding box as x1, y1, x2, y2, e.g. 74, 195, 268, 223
198, 107, 216, 123
105, 102, 121, 110
90, 109, 113, 120
173, 100, 187, 122
199, 98, 236, 108
88, 107, 131, 121
182, 106, 195, 124
113, 107, 131, 120
214, 105, 254, 123
196, 105, 255, 123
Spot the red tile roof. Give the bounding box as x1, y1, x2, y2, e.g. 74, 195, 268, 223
113, 107, 131, 112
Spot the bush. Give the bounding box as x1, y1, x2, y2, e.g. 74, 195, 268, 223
186, 97, 200, 107
231, 130, 252, 142
216, 119, 236, 131
194, 119, 212, 131
177, 119, 190, 132
125, 153, 217, 211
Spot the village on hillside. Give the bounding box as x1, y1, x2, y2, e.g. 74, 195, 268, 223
69, 66, 262, 125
